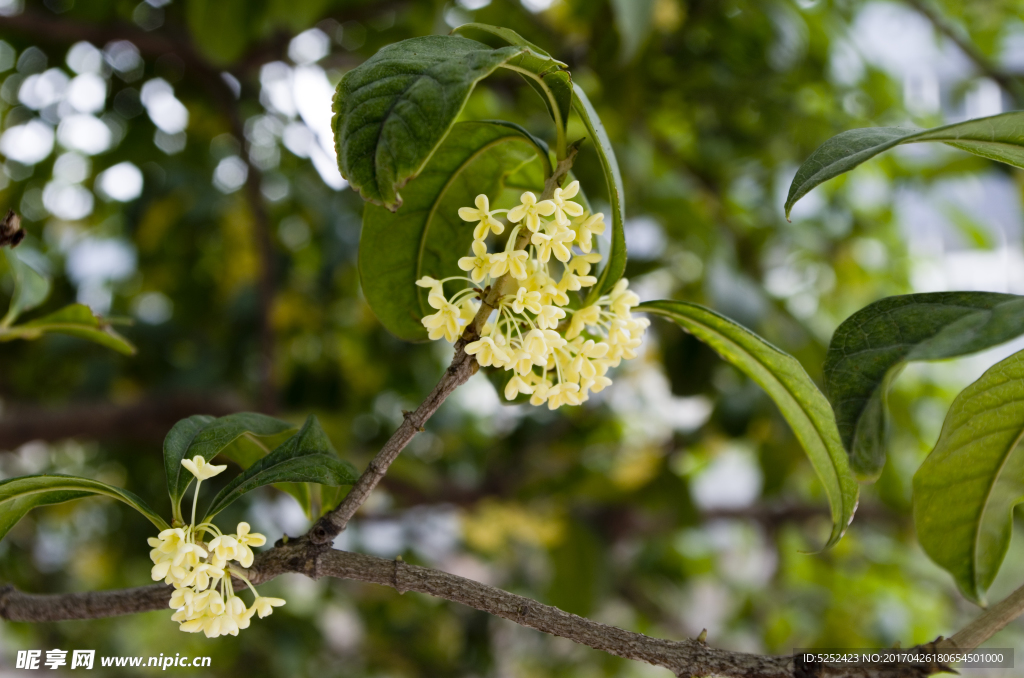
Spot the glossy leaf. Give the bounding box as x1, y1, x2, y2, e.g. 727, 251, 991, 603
333, 36, 525, 209
359, 120, 550, 341
786, 111, 1024, 218
2, 304, 135, 355
640, 300, 858, 548
914, 349, 1024, 605
203, 415, 357, 520
824, 293, 1024, 480
163, 412, 297, 519
0, 474, 168, 542
2, 249, 50, 327
575, 85, 627, 303
451, 23, 572, 140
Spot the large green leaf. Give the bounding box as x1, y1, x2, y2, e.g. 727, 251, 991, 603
2, 249, 50, 327
203, 415, 357, 520
1, 304, 135, 355
914, 349, 1024, 605
575, 85, 627, 303
640, 300, 858, 548
0, 475, 168, 541
334, 36, 518, 209
450, 23, 572, 140
359, 120, 550, 341
824, 293, 1024, 480
786, 111, 1024, 218
163, 412, 297, 521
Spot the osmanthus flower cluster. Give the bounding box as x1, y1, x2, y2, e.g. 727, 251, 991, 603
417, 182, 648, 409
149, 456, 285, 638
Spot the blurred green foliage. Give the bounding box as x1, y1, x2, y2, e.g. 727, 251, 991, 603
1, 0, 1024, 675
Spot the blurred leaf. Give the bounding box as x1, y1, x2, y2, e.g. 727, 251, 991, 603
203, 415, 357, 520
360, 120, 550, 341
163, 412, 297, 521
641, 300, 858, 548
610, 0, 656, 62
786, 111, 1024, 218
0, 474, 169, 542
186, 0, 251, 65
913, 349, 1024, 605
547, 520, 603, 616
2, 249, 50, 327
576, 85, 627, 302
4, 304, 135, 355
824, 293, 1024, 480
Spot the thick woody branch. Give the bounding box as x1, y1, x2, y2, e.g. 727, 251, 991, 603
307, 151, 579, 545
3, 542, 1014, 677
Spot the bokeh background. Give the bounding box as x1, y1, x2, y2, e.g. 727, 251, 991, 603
1, 0, 1024, 675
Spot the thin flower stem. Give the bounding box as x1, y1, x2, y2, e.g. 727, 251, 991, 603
190, 480, 202, 530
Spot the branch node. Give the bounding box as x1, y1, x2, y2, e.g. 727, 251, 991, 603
393, 556, 406, 594
696, 628, 707, 643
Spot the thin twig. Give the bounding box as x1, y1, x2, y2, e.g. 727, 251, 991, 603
903, 0, 1024, 106
307, 152, 579, 545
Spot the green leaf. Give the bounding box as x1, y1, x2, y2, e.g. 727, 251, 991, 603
0, 474, 168, 542
610, 0, 657, 62
913, 349, 1024, 605
786, 111, 1024, 218
359, 120, 550, 341
203, 415, 358, 520
2, 304, 135, 354
575, 85, 627, 303
163, 412, 297, 521
640, 300, 859, 548
2, 249, 50, 327
824, 293, 1024, 480
450, 24, 572, 139
334, 36, 523, 209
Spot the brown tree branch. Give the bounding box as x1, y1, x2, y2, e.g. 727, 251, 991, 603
2, 541, 1016, 677
0, 392, 245, 449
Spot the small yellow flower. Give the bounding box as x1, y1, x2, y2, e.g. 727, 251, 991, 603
415, 276, 447, 310
550, 181, 585, 227
422, 301, 463, 342
181, 456, 227, 481
465, 336, 510, 368
510, 288, 542, 315
458, 240, 495, 283
573, 211, 605, 253
507, 191, 555, 232
459, 194, 504, 240
504, 374, 534, 400
506, 249, 529, 280
566, 304, 601, 339
250, 596, 286, 619
536, 305, 566, 330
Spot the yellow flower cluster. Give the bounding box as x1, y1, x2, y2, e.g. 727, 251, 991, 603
418, 182, 648, 409
149, 456, 285, 638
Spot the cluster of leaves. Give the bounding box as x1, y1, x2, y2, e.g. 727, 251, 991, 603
1, 237, 133, 355
335, 22, 1024, 606
0, 412, 356, 543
